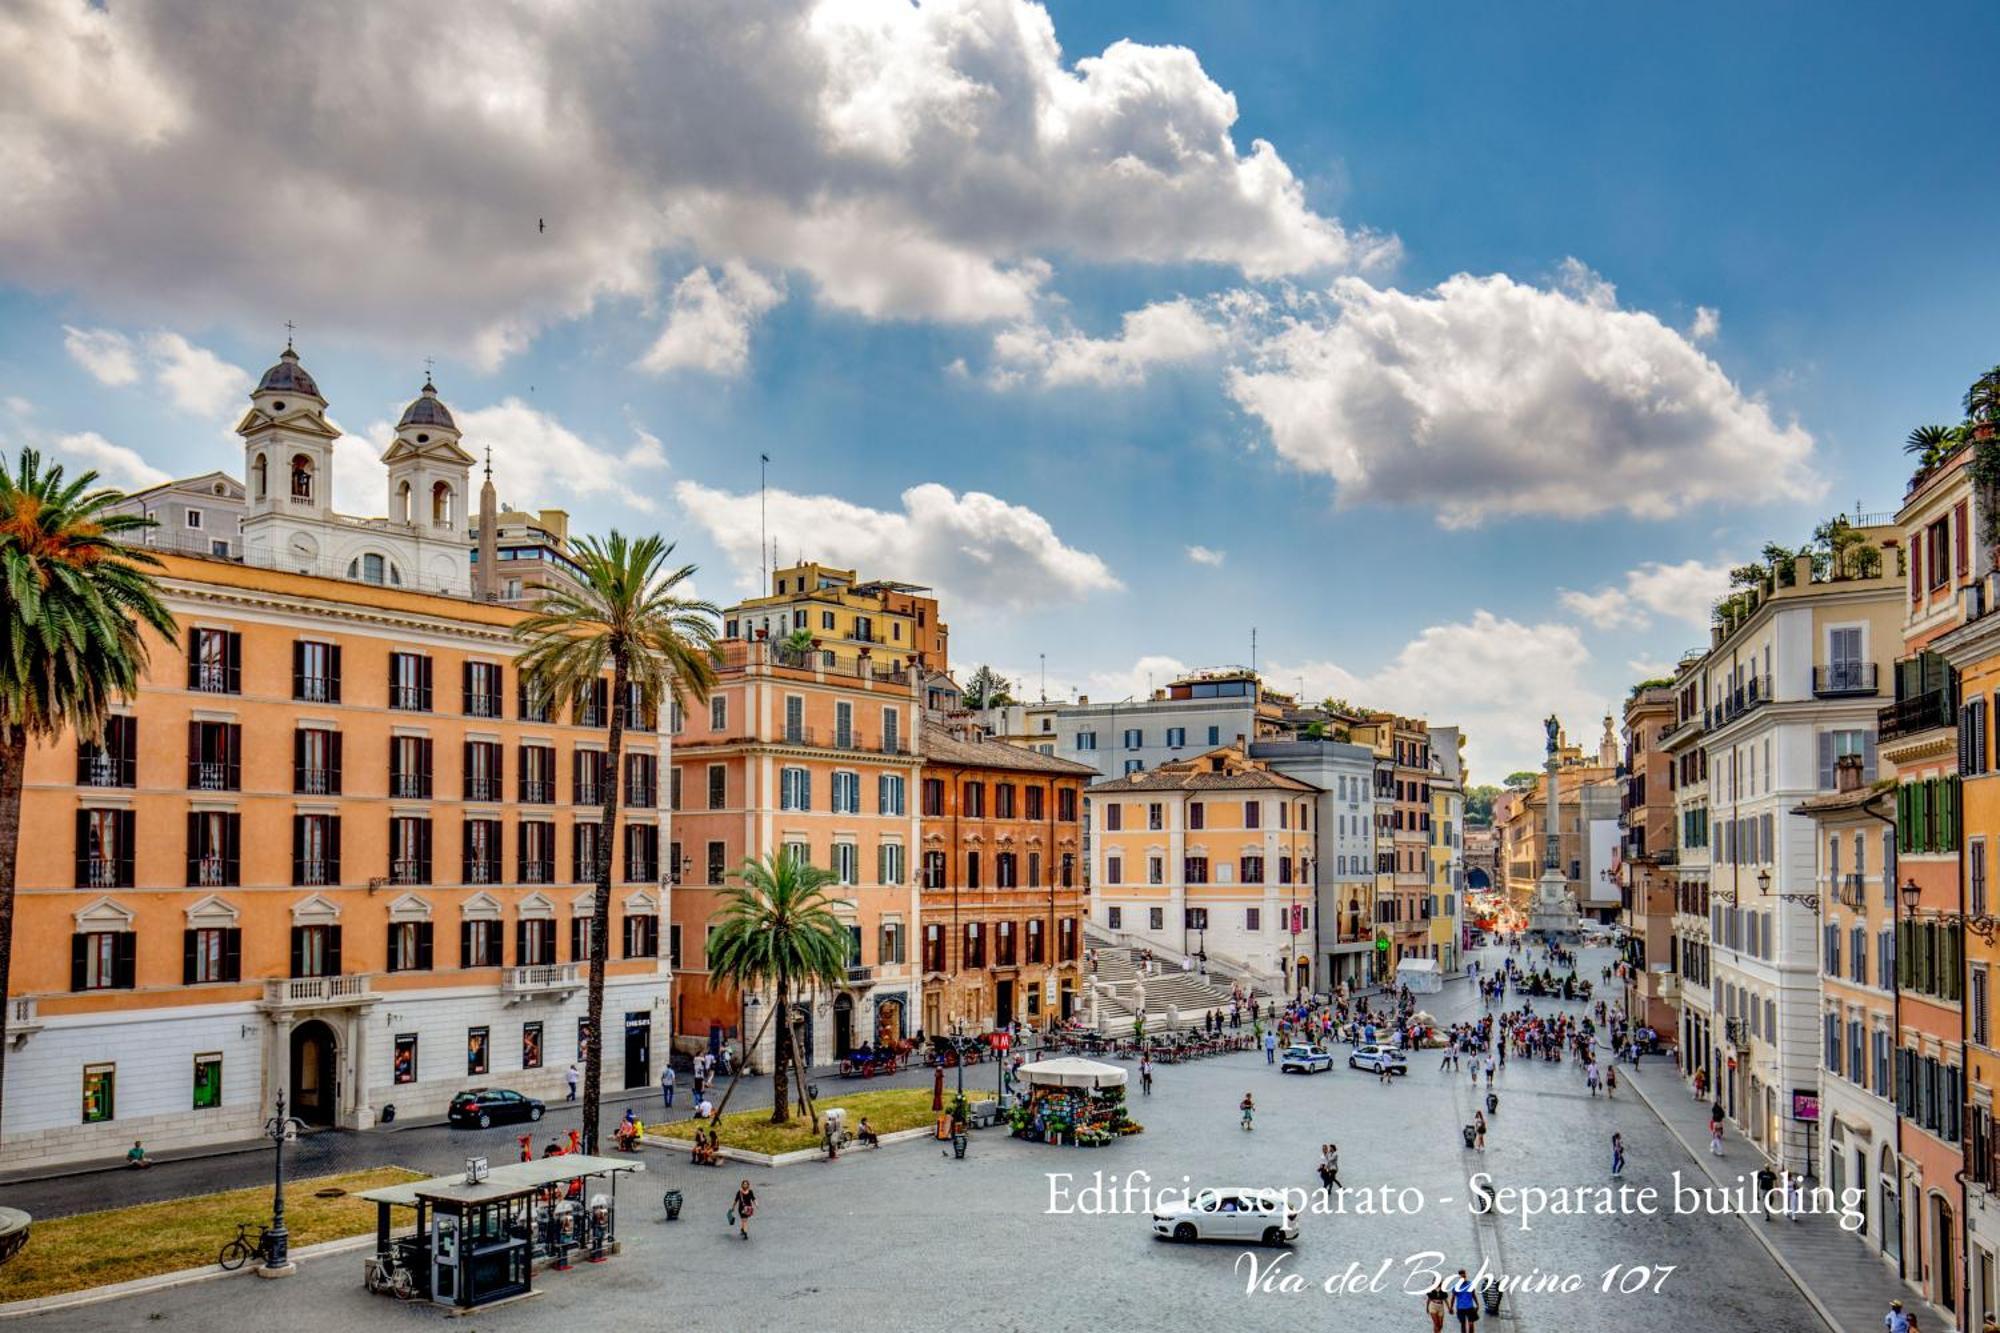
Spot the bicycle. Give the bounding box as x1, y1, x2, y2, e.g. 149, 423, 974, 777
218, 1220, 277, 1271
363, 1251, 419, 1299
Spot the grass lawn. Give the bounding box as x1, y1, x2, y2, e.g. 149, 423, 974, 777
0, 1166, 423, 1304
647, 1087, 947, 1156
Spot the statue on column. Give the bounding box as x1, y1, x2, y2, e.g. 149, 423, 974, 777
1544, 713, 1560, 758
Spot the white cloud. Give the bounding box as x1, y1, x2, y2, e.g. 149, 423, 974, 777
1627, 658, 1677, 680
63, 326, 139, 386
635, 263, 786, 376
675, 478, 1119, 612
2, 0, 1388, 367
1560, 558, 1736, 631
331, 401, 666, 518
1690, 306, 1720, 344
49, 430, 171, 490
990, 297, 1227, 389
1226, 264, 1818, 527
1266, 610, 1602, 782
143, 332, 251, 417
1185, 544, 1226, 566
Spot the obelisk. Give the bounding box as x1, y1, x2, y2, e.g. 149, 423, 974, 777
1528, 713, 1582, 940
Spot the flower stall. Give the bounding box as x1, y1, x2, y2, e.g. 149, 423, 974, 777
1009, 1058, 1142, 1147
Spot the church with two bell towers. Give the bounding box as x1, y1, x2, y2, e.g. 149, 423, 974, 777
235, 344, 478, 596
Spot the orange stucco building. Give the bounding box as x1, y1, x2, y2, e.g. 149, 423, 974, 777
917, 723, 1091, 1034
666, 637, 924, 1063
9, 552, 671, 1168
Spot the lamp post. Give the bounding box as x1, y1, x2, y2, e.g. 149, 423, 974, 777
261, 1092, 304, 1277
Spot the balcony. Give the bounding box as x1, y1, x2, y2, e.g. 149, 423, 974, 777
574, 784, 604, 807
1837, 873, 1865, 909
83, 754, 121, 788
521, 861, 554, 885
466, 860, 499, 885
194, 761, 230, 791
84, 858, 122, 888
390, 685, 427, 711
502, 962, 582, 1000
845, 964, 874, 984
1712, 675, 1774, 726
465, 777, 501, 802
832, 731, 863, 751
465, 694, 502, 719
195, 855, 227, 887
298, 769, 334, 795
521, 779, 554, 804
8, 997, 42, 1047
1879, 690, 1955, 742
263, 974, 377, 1010
878, 738, 911, 756
782, 725, 817, 747
193, 663, 230, 694
1813, 663, 1879, 698
298, 677, 335, 703
390, 774, 429, 799
297, 858, 333, 886
390, 858, 426, 885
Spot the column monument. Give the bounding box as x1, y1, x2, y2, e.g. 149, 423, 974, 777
1528, 713, 1582, 940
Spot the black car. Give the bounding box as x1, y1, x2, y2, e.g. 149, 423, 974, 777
447, 1088, 545, 1129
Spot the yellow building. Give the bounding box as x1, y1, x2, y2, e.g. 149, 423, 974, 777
1429, 726, 1465, 973
723, 562, 948, 673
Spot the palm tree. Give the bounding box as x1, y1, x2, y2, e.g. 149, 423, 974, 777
1964, 364, 2000, 431
513, 533, 717, 1152
777, 626, 816, 666
705, 852, 852, 1125
0, 449, 176, 1138
1905, 423, 1964, 470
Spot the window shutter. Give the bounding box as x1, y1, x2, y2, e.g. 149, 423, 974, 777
224, 813, 240, 885
1818, 732, 1834, 790
183, 929, 198, 985
327, 816, 341, 883
186, 629, 201, 689
69, 934, 86, 991
292, 641, 305, 700
187, 719, 200, 788
460, 920, 475, 967
185, 810, 200, 887
573, 749, 584, 803
293, 729, 306, 792
571, 917, 585, 962
326, 731, 342, 795
516, 919, 528, 966
114, 931, 136, 988
118, 718, 136, 787
416, 922, 434, 971
420, 739, 434, 798
326, 925, 343, 976
290, 926, 304, 979
462, 661, 475, 715
419, 656, 433, 711
226, 724, 243, 791
1864, 731, 1879, 783
1958, 501, 1971, 578
73, 810, 88, 887
116, 810, 135, 885
224, 632, 243, 693
417, 819, 432, 882
461, 820, 475, 883
328, 645, 342, 703
224, 928, 242, 982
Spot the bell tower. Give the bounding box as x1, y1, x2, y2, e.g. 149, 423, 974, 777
236, 343, 339, 570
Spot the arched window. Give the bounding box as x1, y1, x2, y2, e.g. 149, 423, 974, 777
431, 480, 453, 527
290, 454, 313, 501
252, 454, 268, 499
396, 481, 413, 524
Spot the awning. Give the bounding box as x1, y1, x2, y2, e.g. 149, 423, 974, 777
1395, 958, 1439, 975
1019, 1057, 1127, 1089
358, 1155, 645, 1208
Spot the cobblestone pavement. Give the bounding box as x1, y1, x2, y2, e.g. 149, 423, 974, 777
14, 944, 1835, 1331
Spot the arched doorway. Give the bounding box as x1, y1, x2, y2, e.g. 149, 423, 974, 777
1881, 1147, 1900, 1260
1467, 867, 1491, 891
290, 1020, 338, 1127
832, 994, 854, 1060
876, 996, 904, 1044
1934, 1193, 1957, 1310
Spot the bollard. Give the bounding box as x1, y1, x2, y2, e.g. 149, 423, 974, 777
662, 1189, 683, 1221
952, 1132, 968, 1160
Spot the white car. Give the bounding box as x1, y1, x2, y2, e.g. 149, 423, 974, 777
1348, 1044, 1409, 1075
1153, 1188, 1300, 1246
1279, 1045, 1333, 1074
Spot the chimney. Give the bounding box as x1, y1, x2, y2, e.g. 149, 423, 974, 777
1834, 753, 1864, 793
1711, 625, 1724, 647
1793, 553, 1814, 586
1078, 694, 1090, 705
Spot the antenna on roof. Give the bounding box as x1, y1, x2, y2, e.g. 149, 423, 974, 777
760, 453, 771, 587
1040, 653, 1046, 703
1251, 626, 1258, 676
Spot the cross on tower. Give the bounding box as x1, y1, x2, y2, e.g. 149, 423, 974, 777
284, 320, 296, 349
423, 355, 436, 387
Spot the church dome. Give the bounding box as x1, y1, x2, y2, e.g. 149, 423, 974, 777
255, 347, 322, 400
397, 380, 456, 431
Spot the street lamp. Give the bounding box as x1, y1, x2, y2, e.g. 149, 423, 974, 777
1902, 877, 1921, 917
262, 1092, 304, 1276
1756, 868, 1772, 897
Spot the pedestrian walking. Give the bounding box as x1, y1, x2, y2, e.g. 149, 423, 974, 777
565, 1062, 580, 1101
1323, 1142, 1341, 1188
1610, 1131, 1625, 1176
661, 1066, 675, 1110
1709, 1111, 1725, 1156
730, 1179, 756, 1239
1264, 1030, 1278, 1064
1473, 1111, 1486, 1151
1240, 1092, 1255, 1131
1883, 1298, 1916, 1332
1450, 1269, 1479, 1332
1786, 1171, 1805, 1223
1140, 1056, 1154, 1096
1424, 1283, 1448, 1332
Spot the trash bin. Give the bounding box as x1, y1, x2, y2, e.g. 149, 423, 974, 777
1485, 1092, 1498, 1114
1462, 1124, 1477, 1150
662, 1189, 683, 1221
952, 1132, 968, 1160
1481, 1281, 1503, 1315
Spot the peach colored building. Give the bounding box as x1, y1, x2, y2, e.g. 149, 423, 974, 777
1087, 744, 1317, 989
917, 724, 1091, 1034
666, 638, 923, 1064
9, 553, 671, 1168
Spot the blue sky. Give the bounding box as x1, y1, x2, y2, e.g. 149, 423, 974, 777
3, 0, 1997, 779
